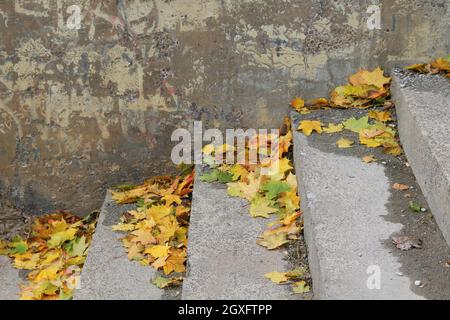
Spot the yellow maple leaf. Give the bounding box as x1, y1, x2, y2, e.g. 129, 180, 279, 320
265, 271, 288, 284
162, 194, 182, 206
144, 245, 170, 259
131, 228, 156, 246
349, 67, 391, 89
431, 58, 450, 72
336, 138, 354, 148
47, 228, 77, 248
323, 123, 344, 133
249, 196, 278, 218
229, 164, 249, 181
257, 233, 289, 250
163, 249, 186, 275
297, 120, 323, 136
368, 110, 392, 122
32, 264, 60, 282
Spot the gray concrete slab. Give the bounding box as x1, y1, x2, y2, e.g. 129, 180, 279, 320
182, 170, 292, 300
291, 108, 450, 299
0, 255, 21, 300
74, 191, 164, 300
392, 69, 450, 246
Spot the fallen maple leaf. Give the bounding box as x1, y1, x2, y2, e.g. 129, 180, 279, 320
323, 123, 344, 133
368, 110, 392, 122
265, 271, 289, 284
336, 138, 354, 148
297, 120, 323, 136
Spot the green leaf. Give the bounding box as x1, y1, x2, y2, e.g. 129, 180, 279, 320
200, 169, 233, 183
217, 171, 233, 183
70, 236, 89, 257
262, 181, 291, 200
200, 170, 219, 182
343, 116, 370, 132
47, 228, 77, 248
10, 237, 28, 254
409, 201, 422, 213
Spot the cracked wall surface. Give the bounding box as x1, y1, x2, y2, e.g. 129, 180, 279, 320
0, 0, 448, 218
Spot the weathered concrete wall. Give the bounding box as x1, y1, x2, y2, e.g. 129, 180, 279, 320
0, 0, 448, 217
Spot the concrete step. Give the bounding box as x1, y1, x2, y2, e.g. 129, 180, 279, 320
291, 109, 450, 299
0, 255, 21, 300
182, 168, 293, 300
392, 69, 450, 246
74, 191, 164, 300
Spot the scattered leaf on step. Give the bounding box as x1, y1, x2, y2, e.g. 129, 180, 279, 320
297, 120, 323, 136
336, 138, 354, 148
368, 110, 392, 122
323, 123, 344, 133
265, 271, 289, 284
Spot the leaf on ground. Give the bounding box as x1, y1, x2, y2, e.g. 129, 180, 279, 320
47, 229, 77, 248
368, 110, 392, 122
336, 138, 354, 148
342, 116, 370, 132
257, 233, 289, 250
249, 196, 279, 218
297, 120, 323, 136
349, 67, 391, 89
265, 271, 289, 284
323, 123, 344, 133
262, 181, 292, 200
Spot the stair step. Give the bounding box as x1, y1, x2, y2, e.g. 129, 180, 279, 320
0, 255, 21, 300
74, 191, 164, 300
291, 108, 450, 299
392, 69, 450, 246
182, 169, 291, 300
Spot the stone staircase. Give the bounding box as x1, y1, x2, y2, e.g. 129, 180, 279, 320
1, 69, 449, 300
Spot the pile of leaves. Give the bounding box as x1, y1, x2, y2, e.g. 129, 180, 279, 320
200, 118, 310, 294
293, 67, 402, 156
405, 56, 450, 77
291, 67, 392, 111
0, 211, 98, 300
111, 169, 194, 288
